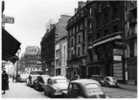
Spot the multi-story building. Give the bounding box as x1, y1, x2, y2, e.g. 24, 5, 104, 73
55, 15, 71, 76
40, 24, 56, 76
67, 0, 137, 84
124, 1, 137, 85
67, 1, 88, 79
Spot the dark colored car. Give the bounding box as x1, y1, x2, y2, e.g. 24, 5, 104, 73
67, 79, 108, 98
16, 75, 25, 82
101, 76, 119, 87
33, 76, 45, 91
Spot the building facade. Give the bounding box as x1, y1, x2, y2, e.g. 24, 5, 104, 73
124, 1, 137, 85
67, 1, 88, 80
40, 24, 56, 76
55, 15, 71, 76
19, 46, 42, 74
67, 0, 137, 84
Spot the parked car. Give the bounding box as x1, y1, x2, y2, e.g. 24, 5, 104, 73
33, 76, 45, 91
33, 74, 49, 91
67, 79, 108, 98
26, 71, 46, 87
42, 76, 69, 97
101, 76, 119, 87
16, 74, 25, 82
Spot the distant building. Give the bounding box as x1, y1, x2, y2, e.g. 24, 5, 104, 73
55, 15, 71, 76
18, 46, 42, 74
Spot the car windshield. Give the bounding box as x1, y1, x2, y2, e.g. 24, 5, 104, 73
85, 83, 103, 96
30, 71, 43, 75
54, 79, 67, 84
108, 77, 116, 81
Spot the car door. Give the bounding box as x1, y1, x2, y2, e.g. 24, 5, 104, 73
68, 83, 82, 98
45, 78, 53, 94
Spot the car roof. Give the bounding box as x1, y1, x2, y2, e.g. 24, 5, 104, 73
49, 76, 66, 80
71, 79, 100, 85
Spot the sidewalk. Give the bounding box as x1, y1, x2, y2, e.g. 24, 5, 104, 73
118, 83, 137, 92
2, 79, 46, 98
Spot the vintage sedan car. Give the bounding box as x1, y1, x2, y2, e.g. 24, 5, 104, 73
26, 71, 49, 87
42, 76, 69, 97
33, 75, 49, 91
101, 76, 119, 87
33, 76, 45, 91
67, 79, 108, 98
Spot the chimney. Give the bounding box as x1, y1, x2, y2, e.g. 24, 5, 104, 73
78, 1, 86, 9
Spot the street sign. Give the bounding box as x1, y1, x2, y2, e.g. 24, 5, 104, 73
2, 15, 14, 24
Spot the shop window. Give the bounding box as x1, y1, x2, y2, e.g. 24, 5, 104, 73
78, 47, 81, 56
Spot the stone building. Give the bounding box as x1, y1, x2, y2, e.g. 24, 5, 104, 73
19, 46, 42, 74
40, 24, 56, 76
124, 1, 137, 85
67, 0, 137, 83
55, 15, 71, 76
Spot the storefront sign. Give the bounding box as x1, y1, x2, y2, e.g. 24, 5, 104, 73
113, 63, 123, 80
113, 55, 122, 61
2, 15, 14, 24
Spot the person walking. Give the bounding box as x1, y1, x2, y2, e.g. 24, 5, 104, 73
2, 70, 9, 95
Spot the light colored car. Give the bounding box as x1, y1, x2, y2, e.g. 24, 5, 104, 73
67, 79, 108, 98
42, 76, 69, 97
102, 76, 119, 87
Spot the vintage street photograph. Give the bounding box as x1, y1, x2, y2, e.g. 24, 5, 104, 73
1, 0, 137, 98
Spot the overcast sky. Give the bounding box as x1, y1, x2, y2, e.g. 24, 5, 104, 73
4, 0, 86, 54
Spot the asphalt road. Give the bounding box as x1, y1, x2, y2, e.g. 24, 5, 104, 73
2, 82, 137, 98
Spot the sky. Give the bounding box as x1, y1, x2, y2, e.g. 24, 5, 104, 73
4, 0, 87, 54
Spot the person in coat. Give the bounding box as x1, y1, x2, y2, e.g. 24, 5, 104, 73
2, 70, 9, 94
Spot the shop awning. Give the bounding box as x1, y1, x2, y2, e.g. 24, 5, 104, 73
2, 28, 21, 61
93, 35, 122, 47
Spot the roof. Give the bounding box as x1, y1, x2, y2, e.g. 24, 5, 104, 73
71, 79, 100, 85
50, 76, 66, 80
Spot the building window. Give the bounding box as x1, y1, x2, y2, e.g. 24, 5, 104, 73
78, 47, 81, 56
89, 7, 92, 16
104, 29, 109, 36
129, 41, 134, 57
113, 25, 119, 32
134, 41, 137, 56
56, 68, 61, 75
78, 35, 81, 44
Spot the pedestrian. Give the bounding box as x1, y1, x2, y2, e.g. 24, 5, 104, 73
28, 74, 32, 84
2, 70, 9, 95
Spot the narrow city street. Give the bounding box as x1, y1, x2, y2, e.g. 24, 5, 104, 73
2, 79, 47, 98
2, 79, 137, 98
